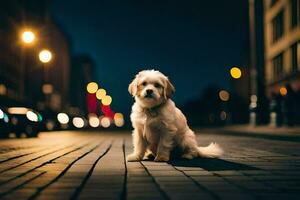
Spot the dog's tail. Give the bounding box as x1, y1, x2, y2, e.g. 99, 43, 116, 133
197, 142, 223, 158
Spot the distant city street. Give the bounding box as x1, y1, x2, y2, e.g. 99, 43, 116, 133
0, 130, 299, 200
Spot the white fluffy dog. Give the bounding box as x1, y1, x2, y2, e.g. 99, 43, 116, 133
127, 70, 223, 162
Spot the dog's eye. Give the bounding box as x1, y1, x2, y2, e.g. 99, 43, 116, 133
154, 83, 161, 88
142, 81, 147, 86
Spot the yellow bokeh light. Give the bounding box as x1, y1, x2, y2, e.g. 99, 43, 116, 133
230, 67, 242, 79
114, 113, 124, 127
219, 90, 230, 102
101, 95, 112, 106
39, 49, 52, 63
96, 88, 106, 100
279, 87, 287, 96
114, 113, 123, 120
87, 82, 98, 94
21, 30, 35, 44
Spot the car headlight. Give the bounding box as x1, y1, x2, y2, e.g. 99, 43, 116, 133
57, 113, 69, 124
0, 109, 4, 119
26, 111, 38, 122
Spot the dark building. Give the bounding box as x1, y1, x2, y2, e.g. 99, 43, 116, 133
69, 55, 97, 115
247, 0, 300, 125
263, 0, 300, 125
263, 0, 300, 95
0, 0, 71, 112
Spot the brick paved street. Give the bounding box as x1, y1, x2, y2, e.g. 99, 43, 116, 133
0, 130, 299, 200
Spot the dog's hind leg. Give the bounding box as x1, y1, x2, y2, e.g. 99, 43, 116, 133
178, 129, 199, 159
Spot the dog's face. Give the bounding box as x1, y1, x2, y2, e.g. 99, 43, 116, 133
128, 70, 175, 108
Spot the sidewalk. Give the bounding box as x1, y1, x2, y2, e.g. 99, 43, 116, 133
0, 131, 300, 199
200, 125, 300, 142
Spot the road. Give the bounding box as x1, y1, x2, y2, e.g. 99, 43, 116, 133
0, 130, 299, 200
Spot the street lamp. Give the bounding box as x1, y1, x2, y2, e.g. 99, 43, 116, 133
39, 49, 52, 63
21, 30, 35, 44
19, 30, 36, 100
39, 49, 53, 108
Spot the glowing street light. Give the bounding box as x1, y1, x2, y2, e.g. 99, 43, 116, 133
230, 67, 242, 79
87, 82, 98, 94
21, 30, 35, 44
39, 49, 52, 63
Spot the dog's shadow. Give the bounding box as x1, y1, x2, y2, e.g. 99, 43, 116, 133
168, 157, 258, 171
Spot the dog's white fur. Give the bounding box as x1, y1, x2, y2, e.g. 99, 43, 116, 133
127, 70, 223, 162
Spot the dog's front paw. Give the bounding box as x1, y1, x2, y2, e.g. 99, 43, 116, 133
126, 154, 142, 162
143, 152, 155, 160
154, 155, 169, 162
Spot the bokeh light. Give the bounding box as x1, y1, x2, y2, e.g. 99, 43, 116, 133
0, 84, 7, 95
87, 82, 98, 94
21, 30, 35, 44
0, 109, 4, 119
46, 120, 55, 131
230, 67, 242, 79
219, 90, 230, 102
251, 95, 257, 102
26, 111, 38, 122
72, 117, 85, 128
114, 113, 124, 127
57, 113, 69, 124
96, 88, 106, 100
279, 86, 287, 96
8, 107, 28, 114
42, 84, 53, 94
220, 111, 227, 121
101, 95, 112, 106
39, 49, 52, 63
88, 114, 100, 128
101, 117, 111, 128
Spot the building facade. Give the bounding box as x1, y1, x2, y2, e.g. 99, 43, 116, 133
0, 0, 71, 112
264, 0, 300, 95
263, 0, 300, 125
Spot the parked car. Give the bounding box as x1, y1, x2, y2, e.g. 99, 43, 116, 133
0, 108, 10, 138
6, 107, 43, 137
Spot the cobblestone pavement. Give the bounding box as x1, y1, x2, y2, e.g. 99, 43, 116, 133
0, 130, 299, 200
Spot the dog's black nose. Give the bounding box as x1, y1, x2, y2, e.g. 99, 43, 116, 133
146, 89, 153, 95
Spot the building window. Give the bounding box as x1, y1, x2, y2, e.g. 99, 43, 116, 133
291, 43, 298, 73
272, 11, 284, 42
291, 0, 300, 28
272, 53, 284, 81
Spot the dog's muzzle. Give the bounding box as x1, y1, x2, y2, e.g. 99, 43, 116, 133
145, 89, 154, 98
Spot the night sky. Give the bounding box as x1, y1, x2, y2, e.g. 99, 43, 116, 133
50, 0, 249, 115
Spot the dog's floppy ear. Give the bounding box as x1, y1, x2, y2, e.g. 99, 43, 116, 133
128, 76, 138, 96
164, 78, 175, 99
